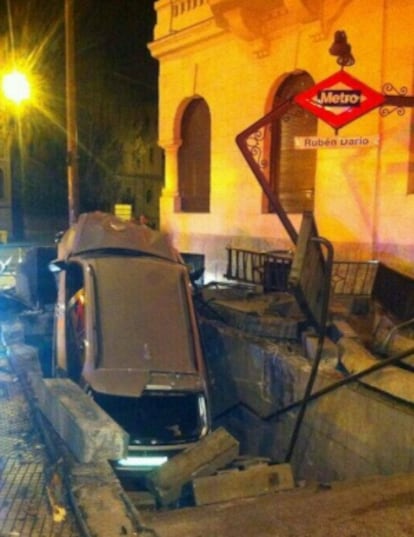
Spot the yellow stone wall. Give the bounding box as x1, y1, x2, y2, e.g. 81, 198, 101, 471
150, 0, 414, 280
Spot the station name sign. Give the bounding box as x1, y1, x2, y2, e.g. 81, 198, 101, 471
294, 70, 385, 130
294, 135, 379, 150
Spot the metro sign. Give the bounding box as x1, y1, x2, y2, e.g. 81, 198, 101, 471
294, 70, 385, 130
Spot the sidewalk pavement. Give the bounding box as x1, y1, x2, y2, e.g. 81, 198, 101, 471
0, 343, 81, 537
1, 325, 150, 537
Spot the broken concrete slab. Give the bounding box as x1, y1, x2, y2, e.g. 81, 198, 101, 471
338, 337, 414, 405
329, 319, 359, 341
70, 461, 141, 537
3, 324, 129, 464
192, 462, 294, 505
200, 320, 304, 419
6, 342, 43, 378
19, 309, 54, 337
264, 294, 304, 318
377, 332, 414, 366
303, 332, 338, 363
371, 314, 414, 365
203, 299, 300, 340
1, 320, 25, 345
146, 427, 239, 507
35, 377, 129, 463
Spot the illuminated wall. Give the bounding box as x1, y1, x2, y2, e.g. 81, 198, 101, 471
150, 0, 414, 280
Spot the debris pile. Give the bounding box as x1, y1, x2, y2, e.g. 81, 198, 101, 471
146, 427, 294, 508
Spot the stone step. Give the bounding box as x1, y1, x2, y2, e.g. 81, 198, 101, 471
192, 462, 294, 506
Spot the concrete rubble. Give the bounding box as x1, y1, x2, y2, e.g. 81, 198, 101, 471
338, 336, 414, 404
199, 290, 414, 484
2, 317, 296, 524
2, 313, 414, 537
192, 460, 294, 506
145, 426, 294, 507
146, 426, 240, 506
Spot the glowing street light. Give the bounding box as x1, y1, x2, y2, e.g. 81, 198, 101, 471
2, 70, 31, 104
1, 69, 31, 240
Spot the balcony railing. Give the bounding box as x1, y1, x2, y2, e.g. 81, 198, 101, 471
171, 0, 206, 18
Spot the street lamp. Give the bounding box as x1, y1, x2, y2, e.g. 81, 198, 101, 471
1, 68, 31, 241
2, 70, 31, 105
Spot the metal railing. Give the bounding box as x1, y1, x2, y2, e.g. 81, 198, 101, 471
225, 246, 378, 296
331, 259, 378, 296
224, 247, 292, 292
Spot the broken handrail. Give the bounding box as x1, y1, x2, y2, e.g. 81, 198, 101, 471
374, 316, 414, 354
268, 344, 414, 421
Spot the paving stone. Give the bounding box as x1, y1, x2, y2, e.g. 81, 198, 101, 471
0, 348, 80, 537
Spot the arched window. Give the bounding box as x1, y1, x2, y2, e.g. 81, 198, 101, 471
268, 72, 317, 213
178, 98, 210, 212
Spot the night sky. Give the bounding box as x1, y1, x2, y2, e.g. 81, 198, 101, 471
0, 0, 159, 219
77, 0, 158, 97
0, 0, 158, 102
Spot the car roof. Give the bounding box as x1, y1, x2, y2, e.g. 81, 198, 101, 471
56, 211, 180, 263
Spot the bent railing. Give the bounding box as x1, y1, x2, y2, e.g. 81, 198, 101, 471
225, 246, 378, 296
224, 247, 292, 291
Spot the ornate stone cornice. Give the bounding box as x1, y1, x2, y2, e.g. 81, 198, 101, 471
207, 0, 318, 40
149, 0, 321, 60
149, 18, 224, 60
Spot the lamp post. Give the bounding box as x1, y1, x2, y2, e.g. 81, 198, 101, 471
1, 69, 31, 241
65, 0, 79, 226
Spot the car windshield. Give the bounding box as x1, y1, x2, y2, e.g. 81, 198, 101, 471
88, 255, 198, 374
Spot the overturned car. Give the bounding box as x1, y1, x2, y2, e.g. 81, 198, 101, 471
51, 212, 210, 471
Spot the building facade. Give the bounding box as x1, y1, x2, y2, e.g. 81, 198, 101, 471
149, 0, 414, 281
115, 102, 164, 229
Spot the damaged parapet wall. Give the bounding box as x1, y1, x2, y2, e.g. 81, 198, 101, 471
1, 320, 129, 464
200, 317, 414, 483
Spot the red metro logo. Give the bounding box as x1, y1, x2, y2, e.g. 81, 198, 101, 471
294, 70, 385, 130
